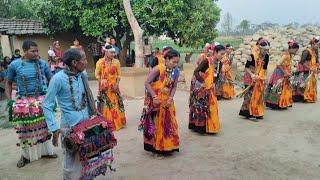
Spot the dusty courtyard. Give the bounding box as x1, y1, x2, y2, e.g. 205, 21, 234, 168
0, 81, 319, 180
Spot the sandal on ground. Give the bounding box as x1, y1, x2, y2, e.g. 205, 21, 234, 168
17, 157, 30, 168
41, 154, 58, 159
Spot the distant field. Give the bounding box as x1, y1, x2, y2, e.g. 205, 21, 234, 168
130, 36, 243, 53
215, 37, 243, 49
129, 37, 243, 68
130, 40, 201, 53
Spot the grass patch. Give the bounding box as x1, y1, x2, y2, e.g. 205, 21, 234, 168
130, 40, 202, 53
215, 38, 243, 49
130, 37, 243, 53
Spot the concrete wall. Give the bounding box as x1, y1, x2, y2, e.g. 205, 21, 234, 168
1, 35, 12, 58
119, 67, 149, 98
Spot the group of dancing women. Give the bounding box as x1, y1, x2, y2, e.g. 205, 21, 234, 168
4, 36, 319, 178
140, 36, 319, 159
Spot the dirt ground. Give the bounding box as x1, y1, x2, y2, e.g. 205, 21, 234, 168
0, 81, 319, 180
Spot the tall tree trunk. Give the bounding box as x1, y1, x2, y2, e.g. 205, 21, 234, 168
185, 52, 193, 63
123, 0, 144, 68
118, 31, 134, 66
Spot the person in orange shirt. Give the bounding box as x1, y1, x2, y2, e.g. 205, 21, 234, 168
292, 37, 320, 103
70, 38, 85, 52
95, 45, 126, 131
265, 41, 299, 109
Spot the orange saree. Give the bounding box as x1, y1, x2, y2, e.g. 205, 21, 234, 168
189, 58, 220, 134
221, 55, 236, 99
292, 48, 318, 103
265, 52, 293, 109
140, 64, 179, 153
239, 52, 267, 118
95, 58, 126, 131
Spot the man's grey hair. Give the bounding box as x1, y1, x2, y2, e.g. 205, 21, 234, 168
63, 48, 82, 66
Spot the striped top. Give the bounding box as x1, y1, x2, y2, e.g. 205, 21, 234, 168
7, 58, 52, 97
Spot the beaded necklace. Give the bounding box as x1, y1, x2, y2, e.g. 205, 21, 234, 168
214, 60, 221, 77
103, 57, 113, 66
21, 59, 40, 96
165, 64, 174, 86
67, 74, 87, 111
256, 54, 265, 74
102, 58, 114, 80
209, 57, 220, 77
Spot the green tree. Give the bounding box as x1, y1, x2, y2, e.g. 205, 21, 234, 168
0, 0, 11, 18
0, 0, 36, 19
239, 20, 250, 35
32, 0, 221, 66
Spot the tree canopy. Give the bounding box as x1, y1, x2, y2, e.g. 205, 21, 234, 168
30, 0, 220, 63
0, 0, 36, 19
239, 20, 250, 35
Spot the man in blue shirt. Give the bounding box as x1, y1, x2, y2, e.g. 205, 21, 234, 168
110, 38, 120, 56
43, 48, 98, 179
5, 40, 57, 168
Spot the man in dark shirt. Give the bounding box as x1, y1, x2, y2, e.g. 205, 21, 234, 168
11, 49, 22, 61
87, 41, 102, 68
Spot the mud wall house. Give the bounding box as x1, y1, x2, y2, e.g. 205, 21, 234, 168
0, 18, 97, 77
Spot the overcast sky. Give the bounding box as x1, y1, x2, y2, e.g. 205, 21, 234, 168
216, 0, 320, 29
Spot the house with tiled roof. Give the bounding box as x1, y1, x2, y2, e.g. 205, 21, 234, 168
0, 18, 96, 70
0, 18, 45, 35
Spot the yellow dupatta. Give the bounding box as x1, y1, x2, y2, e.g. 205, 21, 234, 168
304, 48, 318, 102
249, 52, 266, 116
150, 64, 179, 151
278, 52, 293, 107
201, 58, 220, 133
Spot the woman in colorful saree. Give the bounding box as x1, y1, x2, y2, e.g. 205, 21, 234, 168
95, 45, 126, 131
265, 41, 299, 109
51, 41, 64, 74
189, 45, 226, 134
139, 49, 180, 159
292, 37, 320, 103
239, 40, 270, 120
217, 44, 236, 99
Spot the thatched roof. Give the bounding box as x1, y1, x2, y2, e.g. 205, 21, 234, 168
0, 18, 45, 35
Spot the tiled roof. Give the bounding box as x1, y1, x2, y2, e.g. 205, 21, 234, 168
0, 18, 45, 35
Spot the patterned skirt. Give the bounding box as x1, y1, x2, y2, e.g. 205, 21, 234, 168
292, 70, 317, 103
140, 95, 179, 153
98, 86, 126, 131
239, 86, 255, 118
189, 81, 220, 134
265, 68, 293, 109
8, 96, 53, 161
